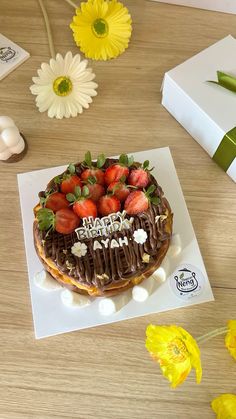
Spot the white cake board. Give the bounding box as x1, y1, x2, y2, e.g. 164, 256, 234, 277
17, 147, 214, 339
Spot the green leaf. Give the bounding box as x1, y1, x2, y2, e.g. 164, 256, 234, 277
120, 175, 126, 183
97, 153, 106, 168
146, 184, 156, 195
119, 154, 128, 166
74, 186, 81, 198
87, 176, 96, 185
128, 155, 134, 167
66, 193, 76, 203
208, 71, 236, 93
84, 151, 92, 167
150, 196, 160, 205
68, 163, 75, 175
143, 160, 149, 170
180, 272, 184, 279
37, 208, 55, 231
53, 175, 61, 185
82, 185, 90, 197
40, 196, 46, 206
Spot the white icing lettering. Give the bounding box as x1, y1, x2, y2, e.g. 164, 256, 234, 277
101, 238, 110, 248
93, 240, 103, 251
119, 237, 128, 246
110, 239, 119, 249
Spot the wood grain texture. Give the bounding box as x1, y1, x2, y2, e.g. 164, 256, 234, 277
0, 1, 236, 418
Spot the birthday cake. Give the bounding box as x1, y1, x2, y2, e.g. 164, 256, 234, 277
33, 152, 173, 297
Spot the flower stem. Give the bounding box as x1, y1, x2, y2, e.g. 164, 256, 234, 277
196, 326, 228, 344
64, 0, 78, 8
38, 0, 56, 59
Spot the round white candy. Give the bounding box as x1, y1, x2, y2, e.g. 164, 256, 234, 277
98, 298, 116, 315
10, 136, 25, 154
0, 116, 15, 132
152, 267, 166, 283
1, 126, 21, 148
132, 285, 149, 302
34, 269, 62, 290
61, 289, 91, 308
0, 148, 12, 161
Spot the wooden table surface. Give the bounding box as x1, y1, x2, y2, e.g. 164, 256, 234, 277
0, 1, 236, 418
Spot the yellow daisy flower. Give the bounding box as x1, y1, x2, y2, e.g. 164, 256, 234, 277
145, 324, 202, 388
70, 0, 132, 60
225, 320, 236, 360
211, 394, 236, 419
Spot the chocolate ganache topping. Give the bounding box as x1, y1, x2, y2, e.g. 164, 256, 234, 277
34, 158, 173, 294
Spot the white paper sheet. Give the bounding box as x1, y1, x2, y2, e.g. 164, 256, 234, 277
151, 0, 236, 14
17, 147, 214, 339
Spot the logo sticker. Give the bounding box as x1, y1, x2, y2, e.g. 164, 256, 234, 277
0, 47, 17, 63
169, 264, 205, 300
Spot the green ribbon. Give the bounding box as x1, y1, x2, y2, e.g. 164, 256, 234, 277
213, 127, 236, 172
208, 71, 236, 171
209, 71, 236, 93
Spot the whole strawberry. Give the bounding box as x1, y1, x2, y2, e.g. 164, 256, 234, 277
124, 185, 160, 215
40, 191, 69, 212
55, 163, 82, 194
81, 151, 105, 185
97, 195, 121, 216
128, 160, 153, 188
66, 185, 97, 219
107, 180, 130, 202
104, 154, 134, 186
84, 176, 105, 202
37, 207, 80, 235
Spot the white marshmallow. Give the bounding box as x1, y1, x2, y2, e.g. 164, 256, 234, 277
10, 136, 25, 154
1, 126, 21, 147
61, 289, 91, 308
0, 148, 12, 160
34, 269, 62, 290
151, 266, 166, 283
98, 292, 130, 316
132, 277, 155, 302
168, 233, 182, 257
0, 116, 15, 131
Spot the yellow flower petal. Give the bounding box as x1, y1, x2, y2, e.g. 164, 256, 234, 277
225, 320, 236, 361
146, 324, 202, 388
70, 0, 132, 61
211, 394, 236, 418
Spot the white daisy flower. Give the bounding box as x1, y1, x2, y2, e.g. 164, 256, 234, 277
71, 242, 88, 258
133, 229, 148, 245
30, 51, 98, 119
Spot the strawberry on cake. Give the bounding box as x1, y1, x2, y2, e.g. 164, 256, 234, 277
33, 152, 173, 297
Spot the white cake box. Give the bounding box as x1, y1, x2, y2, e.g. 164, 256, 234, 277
151, 0, 236, 14
162, 35, 236, 183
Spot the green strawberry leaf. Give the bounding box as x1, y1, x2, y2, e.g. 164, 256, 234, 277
97, 153, 106, 168
119, 154, 128, 166
53, 175, 61, 185
66, 193, 76, 203
120, 175, 126, 183
146, 184, 156, 196
128, 155, 134, 167
150, 196, 160, 205
37, 208, 55, 231
87, 176, 96, 185
68, 163, 75, 175
74, 186, 81, 198
84, 151, 92, 167
82, 185, 90, 197
180, 272, 184, 279
143, 160, 149, 170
